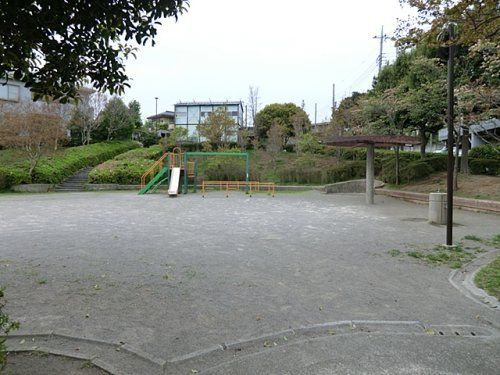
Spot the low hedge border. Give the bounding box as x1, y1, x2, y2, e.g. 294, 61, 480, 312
88, 145, 163, 185
0, 141, 140, 189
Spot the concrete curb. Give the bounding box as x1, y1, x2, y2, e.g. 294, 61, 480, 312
3, 332, 165, 375
3, 320, 497, 374
323, 179, 384, 194
449, 249, 500, 310
10, 184, 55, 193
376, 188, 500, 214
167, 320, 498, 374
84, 183, 322, 192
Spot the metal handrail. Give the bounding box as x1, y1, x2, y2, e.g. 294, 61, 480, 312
201, 180, 275, 197
140, 152, 169, 188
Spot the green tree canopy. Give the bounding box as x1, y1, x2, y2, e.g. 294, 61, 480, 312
128, 100, 143, 129
95, 97, 135, 141
0, 1, 188, 102
254, 103, 311, 143
197, 107, 238, 147
397, 0, 499, 49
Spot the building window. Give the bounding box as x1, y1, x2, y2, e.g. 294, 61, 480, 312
187, 106, 200, 125
0, 84, 20, 102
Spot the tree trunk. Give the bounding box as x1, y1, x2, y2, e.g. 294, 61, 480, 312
460, 126, 470, 175
419, 132, 427, 159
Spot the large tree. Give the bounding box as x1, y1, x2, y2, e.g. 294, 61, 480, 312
0, 103, 65, 178
95, 97, 135, 141
128, 100, 143, 129
397, 0, 499, 49
254, 103, 311, 144
0, 1, 188, 102
197, 107, 238, 147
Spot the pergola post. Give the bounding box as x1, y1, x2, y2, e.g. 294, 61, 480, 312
366, 144, 375, 204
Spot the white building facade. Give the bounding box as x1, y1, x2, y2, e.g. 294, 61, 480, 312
174, 101, 244, 141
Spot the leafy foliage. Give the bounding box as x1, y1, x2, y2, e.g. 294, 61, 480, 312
0, 141, 139, 189
0, 103, 66, 177
88, 145, 163, 184
1, 288, 20, 370
255, 103, 311, 143
297, 133, 323, 154
0, 0, 189, 102
128, 100, 143, 129
397, 0, 499, 49
196, 108, 237, 147
468, 144, 500, 159
94, 97, 135, 141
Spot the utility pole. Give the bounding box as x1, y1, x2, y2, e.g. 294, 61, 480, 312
314, 103, 317, 130
446, 24, 456, 246
154, 97, 159, 132
245, 105, 248, 128
332, 83, 337, 113
373, 26, 389, 74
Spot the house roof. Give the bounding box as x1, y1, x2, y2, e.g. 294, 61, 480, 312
147, 110, 175, 120
323, 135, 421, 147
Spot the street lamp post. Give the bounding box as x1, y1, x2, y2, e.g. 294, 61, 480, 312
154, 97, 159, 132
446, 24, 456, 246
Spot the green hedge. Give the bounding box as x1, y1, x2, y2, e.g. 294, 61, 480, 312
469, 159, 500, 176
0, 141, 139, 189
469, 144, 500, 159
379, 154, 447, 184
88, 145, 163, 185
276, 160, 366, 185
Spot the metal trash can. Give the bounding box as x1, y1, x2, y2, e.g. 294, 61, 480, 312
429, 192, 447, 224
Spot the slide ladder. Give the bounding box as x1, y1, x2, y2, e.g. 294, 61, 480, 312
138, 165, 170, 195
139, 147, 186, 195
168, 167, 181, 196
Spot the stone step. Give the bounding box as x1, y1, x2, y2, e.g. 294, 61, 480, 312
54, 167, 93, 193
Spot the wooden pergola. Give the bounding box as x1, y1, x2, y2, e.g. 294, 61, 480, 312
323, 135, 421, 204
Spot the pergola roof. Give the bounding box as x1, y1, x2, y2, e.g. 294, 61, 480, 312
323, 135, 421, 147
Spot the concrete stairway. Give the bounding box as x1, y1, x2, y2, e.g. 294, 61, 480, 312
54, 167, 93, 192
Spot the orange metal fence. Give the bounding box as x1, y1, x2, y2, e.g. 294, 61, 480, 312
201, 181, 275, 197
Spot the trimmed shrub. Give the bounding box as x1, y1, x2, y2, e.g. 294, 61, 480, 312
400, 161, 434, 183
0, 168, 29, 190
469, 144, 500, 159
326, 161, 366, 182
88, 145, 164, 185
424, 154, 448, 171
379, 154, 446, 184
469, 159, 500, 176
31, 141, 140, 184
276, 160, 366, 185
202, 157, 247, 181
0, 141, 139, 188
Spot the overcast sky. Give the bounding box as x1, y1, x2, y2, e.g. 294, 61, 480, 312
122, 0, 413, 123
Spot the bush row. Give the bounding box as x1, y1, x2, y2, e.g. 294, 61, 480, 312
469, 159, 499, 176
0, 141, 139, 189
468, 144, 500, 159
379, 154, 447, 184
88, 145, 163, 185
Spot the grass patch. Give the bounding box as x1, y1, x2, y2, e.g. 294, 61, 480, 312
464, 235, 482, 242
388, 249, 402, 257
0, 141, 139, 189
491, 234, 500, 248
402, 244, 475, 268
474, 256, 500, 300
